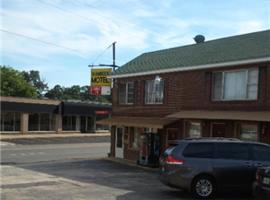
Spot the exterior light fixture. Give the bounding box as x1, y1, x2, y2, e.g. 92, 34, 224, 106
155, 75, 162, 83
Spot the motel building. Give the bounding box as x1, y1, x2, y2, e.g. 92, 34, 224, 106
97, 30, 270, 167
0, 96, 111, 134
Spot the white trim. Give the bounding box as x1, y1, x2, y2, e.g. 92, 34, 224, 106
109, 57, 270, 78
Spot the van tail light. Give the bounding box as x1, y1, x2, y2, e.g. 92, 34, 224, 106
165, 155, 184, 165
255, 171, 260, 181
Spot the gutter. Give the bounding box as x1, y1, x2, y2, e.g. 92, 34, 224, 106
109, 57, 270, 79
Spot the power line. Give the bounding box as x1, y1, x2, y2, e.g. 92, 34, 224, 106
0, 28, 85, 57
36, 0, 96, 24
90, 43, 113, 65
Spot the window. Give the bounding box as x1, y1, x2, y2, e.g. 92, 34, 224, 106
188, 122, 202, 138
145, 79, 164, 104
183, 143, 214, 158
212, 68, 258, 100
118, 82, 134, 104
216, 143, 249, 160
28, 113, 39, 131
62, 116, 77, 131
0, 112, 21, 132
129, 128, 140, 149
240, 124, 258, 141
166, 128, 178, 146
252, 145, 270, 161
29, 113, 55, 131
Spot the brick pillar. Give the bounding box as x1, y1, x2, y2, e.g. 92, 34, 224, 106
21, 113, 28, 134
55, 114, 62, 133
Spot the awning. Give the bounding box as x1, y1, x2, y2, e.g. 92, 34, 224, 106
96, 116, 176, 129
166, 110, 270, 122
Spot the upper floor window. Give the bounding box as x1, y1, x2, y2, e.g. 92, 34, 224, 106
212, 68, 259, 101
118, 82, 134, 104
145, 79, 164, 104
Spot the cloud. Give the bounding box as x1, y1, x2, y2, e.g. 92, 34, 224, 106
1, 0, 269, 88
1, 0, 150, 59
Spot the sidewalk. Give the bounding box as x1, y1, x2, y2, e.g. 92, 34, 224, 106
0, 132, 110, 140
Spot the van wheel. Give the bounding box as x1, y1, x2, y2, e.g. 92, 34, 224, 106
191, 175, 216, 199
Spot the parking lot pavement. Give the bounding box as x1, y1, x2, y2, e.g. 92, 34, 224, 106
1, 159, 254, 200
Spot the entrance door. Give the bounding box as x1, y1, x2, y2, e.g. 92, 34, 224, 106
212, 123, 226, 137
115, 127, 124, 158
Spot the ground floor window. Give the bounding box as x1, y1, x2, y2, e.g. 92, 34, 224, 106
0, 112, 20, 132
188, 122, 202, 138
240, 124, 258, 141
62, 116, 77, 131
80, 116, 94, 132
96, 114, 110, 131
166, 128, 178, 146
129, 127, 140, 149
28, 113, 55, 131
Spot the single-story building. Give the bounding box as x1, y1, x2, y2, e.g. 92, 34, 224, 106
0, 96, 111, 134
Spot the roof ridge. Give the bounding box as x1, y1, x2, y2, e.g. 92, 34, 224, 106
144, 29, 270, 56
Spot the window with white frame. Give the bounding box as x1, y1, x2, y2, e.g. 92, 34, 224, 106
188, 122, 202, 138
118, 82, 134, 104
212, 68, 259, 100
145, 79, 164, 104
240, 124, 258, 141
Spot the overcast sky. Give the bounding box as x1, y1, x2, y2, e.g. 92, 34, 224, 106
1, 0, 270, 88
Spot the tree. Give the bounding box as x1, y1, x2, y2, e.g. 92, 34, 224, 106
0, 66, 37, 98
22, 70, 48, 97
63, 85, 81, 100
44, 85, 64, 99
44, 84, 111, 103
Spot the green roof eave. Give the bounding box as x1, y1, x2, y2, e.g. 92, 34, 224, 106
109, 57, 270, 78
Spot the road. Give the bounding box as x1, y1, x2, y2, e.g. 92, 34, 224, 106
1, 142, 110, 164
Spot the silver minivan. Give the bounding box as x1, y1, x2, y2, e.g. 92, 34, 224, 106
159, 138, 270, 199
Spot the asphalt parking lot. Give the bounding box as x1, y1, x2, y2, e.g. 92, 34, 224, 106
1, 159, 254, 200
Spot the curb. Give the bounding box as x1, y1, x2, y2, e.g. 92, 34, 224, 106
103, 157, 159, 173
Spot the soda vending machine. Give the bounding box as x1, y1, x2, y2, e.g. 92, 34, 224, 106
139, 132, 160, 167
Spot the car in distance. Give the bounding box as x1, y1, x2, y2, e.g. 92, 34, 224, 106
253, 166, 270, 199
159, 138, 270, 199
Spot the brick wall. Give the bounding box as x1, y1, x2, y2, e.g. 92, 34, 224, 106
112, 63, 270, 117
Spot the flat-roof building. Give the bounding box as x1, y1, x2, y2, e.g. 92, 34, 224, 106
0, 96, 111, 134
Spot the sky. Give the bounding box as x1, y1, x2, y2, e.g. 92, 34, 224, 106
1, 0, 270, 88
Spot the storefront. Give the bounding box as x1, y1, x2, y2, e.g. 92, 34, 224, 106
0, 96, 111, 134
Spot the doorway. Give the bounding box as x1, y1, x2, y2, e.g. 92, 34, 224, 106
115, 127, 124, 158
211, 122, 226, 137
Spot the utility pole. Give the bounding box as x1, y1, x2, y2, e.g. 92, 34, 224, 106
89, 41, 119, 71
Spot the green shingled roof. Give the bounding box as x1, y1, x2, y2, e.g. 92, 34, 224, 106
112, 30, 270, 76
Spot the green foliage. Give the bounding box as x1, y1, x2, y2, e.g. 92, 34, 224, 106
45, 85, 110, 103
0, 66, 37, 98
22, 70, 48, 97
0, 65, 111, 103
